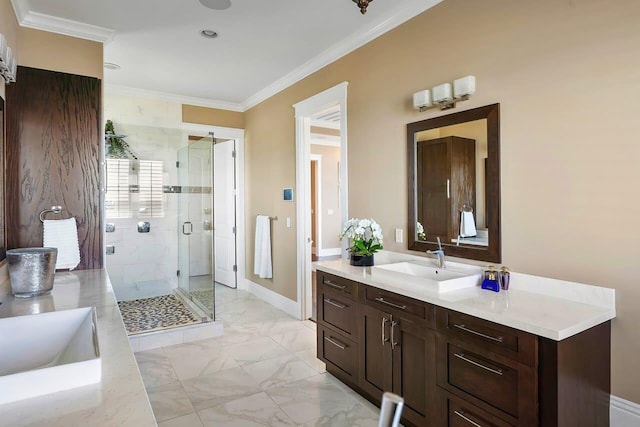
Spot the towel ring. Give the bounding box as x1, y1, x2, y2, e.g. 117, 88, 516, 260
461, 204, 473, 213
39, 206, 67, 223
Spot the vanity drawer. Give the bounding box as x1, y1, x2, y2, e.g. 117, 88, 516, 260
436, 336, 537, 425
438, 389, 514, 427
436, 308, 537, 366
318, 271, 358, 301
362, 285, 434, 324
319, 290, 357, 338
317, 325, 358, 385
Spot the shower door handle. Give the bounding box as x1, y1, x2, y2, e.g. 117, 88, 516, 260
182, 221, 193, 235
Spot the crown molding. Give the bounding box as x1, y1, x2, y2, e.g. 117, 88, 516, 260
11, 1, 115, 43
241, 0, 442, 110
105, 84, 244, 112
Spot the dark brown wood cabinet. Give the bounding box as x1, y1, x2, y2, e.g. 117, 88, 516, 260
417, 136, 476, 243
315, 271, 611, 427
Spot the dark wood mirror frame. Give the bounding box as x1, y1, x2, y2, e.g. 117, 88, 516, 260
407, 103, 501, 263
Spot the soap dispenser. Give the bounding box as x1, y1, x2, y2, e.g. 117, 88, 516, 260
500, 266, 510, 290
481, 265, 500, 292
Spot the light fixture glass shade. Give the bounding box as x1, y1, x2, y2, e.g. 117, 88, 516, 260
413, 90, 432, 109
432, 83, 452, 103
0, 34, 7, 67
454, 75, 476, 98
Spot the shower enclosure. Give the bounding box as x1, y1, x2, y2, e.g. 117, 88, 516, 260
104, 124, 237, 335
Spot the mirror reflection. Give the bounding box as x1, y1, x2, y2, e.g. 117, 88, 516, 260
416, 119, 488, 247
407, 104, 501, 263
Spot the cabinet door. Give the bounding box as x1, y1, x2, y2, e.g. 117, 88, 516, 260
359, 304, 393, 400
391, 315, 437, 426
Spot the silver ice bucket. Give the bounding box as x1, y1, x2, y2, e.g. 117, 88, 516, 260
7, 247, 58, 298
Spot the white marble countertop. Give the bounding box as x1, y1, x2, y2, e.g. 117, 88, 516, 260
315, 251, 616, 341
0, 269, 156, 427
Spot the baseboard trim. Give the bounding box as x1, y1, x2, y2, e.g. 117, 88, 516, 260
243, 279, 300, 319
611, 395, 640, 426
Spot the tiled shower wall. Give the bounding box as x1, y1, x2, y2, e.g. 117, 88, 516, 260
104, 94, 187, 300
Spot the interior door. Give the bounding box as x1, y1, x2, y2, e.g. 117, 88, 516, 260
213, 139, 237, 288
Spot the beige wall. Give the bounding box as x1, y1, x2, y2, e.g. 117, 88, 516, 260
244, 0, 640, 402
182, 104, 245, 129
18, 27, 103, 79
0, 0, 19, 99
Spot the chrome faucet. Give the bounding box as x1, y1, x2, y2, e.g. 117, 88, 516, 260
428, 237, 446, 269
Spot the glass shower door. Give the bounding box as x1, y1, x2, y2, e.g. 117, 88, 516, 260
177, 137, 215, 319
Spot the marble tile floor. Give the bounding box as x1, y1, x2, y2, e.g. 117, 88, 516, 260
136, 285, 381, 426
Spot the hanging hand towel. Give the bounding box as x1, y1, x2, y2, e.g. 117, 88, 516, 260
254, 215, 273, 279
460, 211, 477, 238
43, 218, 81, 270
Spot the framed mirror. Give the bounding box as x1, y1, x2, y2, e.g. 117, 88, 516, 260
407, 103, 500, 263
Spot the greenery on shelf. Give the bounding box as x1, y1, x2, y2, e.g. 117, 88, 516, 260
105, 120, 137, 159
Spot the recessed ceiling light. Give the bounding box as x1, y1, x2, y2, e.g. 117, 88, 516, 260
199, 0, 231, 10
200, 30, 219, 39
104, 62, 121, 70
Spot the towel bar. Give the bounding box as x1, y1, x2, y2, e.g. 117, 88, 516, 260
39, 206, 68, 223
260, 215, 278, 221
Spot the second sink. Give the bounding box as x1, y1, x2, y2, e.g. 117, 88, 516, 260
370, 261, 482, 293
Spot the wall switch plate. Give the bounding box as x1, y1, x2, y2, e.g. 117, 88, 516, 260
395, 228, 403, 243
286, 217, 291, 228
327, 209, 334, 215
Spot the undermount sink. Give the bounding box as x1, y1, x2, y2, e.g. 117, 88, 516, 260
0, 307, 101, 405
370, 261, 482, 293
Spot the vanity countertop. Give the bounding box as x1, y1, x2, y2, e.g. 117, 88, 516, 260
0, 269, 156, 427
315, 251, 616, 341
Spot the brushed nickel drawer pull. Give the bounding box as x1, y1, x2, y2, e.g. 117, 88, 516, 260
391, 320, 399, 350
453, 324, 504, 343
324, 336, 347, 350
454, 410, 483, 427
382, 317, 389, 345
454, 353, 504, 376
324, 298, 347, 309
375, 297, 407, 311
324, 280, 347, 291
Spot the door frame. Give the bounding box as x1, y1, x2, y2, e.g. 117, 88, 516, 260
293, 82, 349, 320
181, 122, 245, 291
310, 153, 322, 258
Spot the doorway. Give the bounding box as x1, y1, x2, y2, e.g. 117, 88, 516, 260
294, 82, 349, 321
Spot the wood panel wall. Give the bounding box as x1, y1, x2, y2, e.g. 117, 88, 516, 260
6, 66, 102, 270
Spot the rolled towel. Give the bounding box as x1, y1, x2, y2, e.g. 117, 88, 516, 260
460, 211, 477, 238
43, 218, 81, 270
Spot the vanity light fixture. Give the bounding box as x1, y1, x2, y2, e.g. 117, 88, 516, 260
413, 75, 476, 111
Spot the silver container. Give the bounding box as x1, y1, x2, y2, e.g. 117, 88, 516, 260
7, 248, 58, 298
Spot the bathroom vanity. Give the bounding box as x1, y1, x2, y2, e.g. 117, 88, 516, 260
315, 253, 615, 427
0, 269, 156, 426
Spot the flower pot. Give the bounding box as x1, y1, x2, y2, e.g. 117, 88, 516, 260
350, 254, 374, 267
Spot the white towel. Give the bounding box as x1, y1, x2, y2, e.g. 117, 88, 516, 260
460, 211, 477, 238
43, 218, 80, 270
253, 215, 273, 279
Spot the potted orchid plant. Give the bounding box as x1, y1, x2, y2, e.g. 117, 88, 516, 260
339, 218, 383, 266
